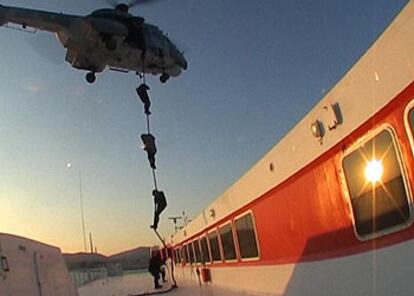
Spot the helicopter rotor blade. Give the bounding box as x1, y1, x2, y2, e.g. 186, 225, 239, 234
128, 0, 165, 9
102, 0, 165, 10
104, 0, 119, 7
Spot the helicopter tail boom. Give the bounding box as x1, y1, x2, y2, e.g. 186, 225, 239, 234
0, 4, 6, 26
0, 4, 74, 33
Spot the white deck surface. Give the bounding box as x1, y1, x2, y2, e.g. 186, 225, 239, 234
78, 271, 258, 296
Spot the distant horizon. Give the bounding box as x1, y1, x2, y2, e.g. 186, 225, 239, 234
0, 230, 156, 256
62, 245, 152, 257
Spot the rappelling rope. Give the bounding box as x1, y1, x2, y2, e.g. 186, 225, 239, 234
145, 112, 158, 191
136, 73, 177, 289
152, 169, 158, 191
154, 228, 177, 288
141, 73, 158, 191
146, 114, 151, 134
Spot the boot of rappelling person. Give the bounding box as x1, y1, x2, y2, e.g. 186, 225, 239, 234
136, 83, 151, 115
141, 133, 157, 169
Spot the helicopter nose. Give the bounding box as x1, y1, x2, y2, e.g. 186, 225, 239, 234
177, 53, 187, 70
171, 47, 187, 70
181, 57, 188, 70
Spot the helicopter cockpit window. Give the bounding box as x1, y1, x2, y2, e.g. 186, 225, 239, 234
342, 128, 412, 239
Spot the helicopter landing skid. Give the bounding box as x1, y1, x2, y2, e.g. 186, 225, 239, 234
159, 73, 169, 83
85, 72, 96, 84
135, 72, 170, 84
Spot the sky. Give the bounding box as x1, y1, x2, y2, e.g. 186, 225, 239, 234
0, 0, 408, 255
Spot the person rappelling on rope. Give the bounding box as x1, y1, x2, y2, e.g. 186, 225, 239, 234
136, 83, 151, 115
151, 190, 167, 230
141, 133, 157, 169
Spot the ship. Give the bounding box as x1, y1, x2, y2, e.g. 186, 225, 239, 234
169, 1, 414, 296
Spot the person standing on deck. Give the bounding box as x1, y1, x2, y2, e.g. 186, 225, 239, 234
148, 251, 163, 289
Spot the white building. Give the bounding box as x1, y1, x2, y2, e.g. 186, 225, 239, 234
0, 233, 78, 296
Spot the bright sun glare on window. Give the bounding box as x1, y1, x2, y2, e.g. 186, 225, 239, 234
364, 158, 384, 184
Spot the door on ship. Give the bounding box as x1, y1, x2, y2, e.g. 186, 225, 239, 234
34, 251, 54, 296
0, 241, 7, 293
0, 256, 6, 293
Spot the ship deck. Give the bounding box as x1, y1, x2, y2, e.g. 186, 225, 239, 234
78, 272, 258, 296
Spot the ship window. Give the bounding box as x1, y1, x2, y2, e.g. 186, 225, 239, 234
184, 245, 190, 264
193, 240, 202, 263
173, 249, 177, 264
219, 223, 237, 261
200, 236, 211, 263
235, 213, 259, 259
342, 128, 412, 239
175, 248, 180, 264
188, 243, 195, 264
409, 107, 414, 137
177, 248, 181, 263
181, 246, 188, 264
208, 230, 221, 262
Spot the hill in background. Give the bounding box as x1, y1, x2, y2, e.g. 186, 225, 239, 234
63, 246, 151, 272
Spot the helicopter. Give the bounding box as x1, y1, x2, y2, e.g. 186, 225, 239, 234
0, 1, 187, 83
